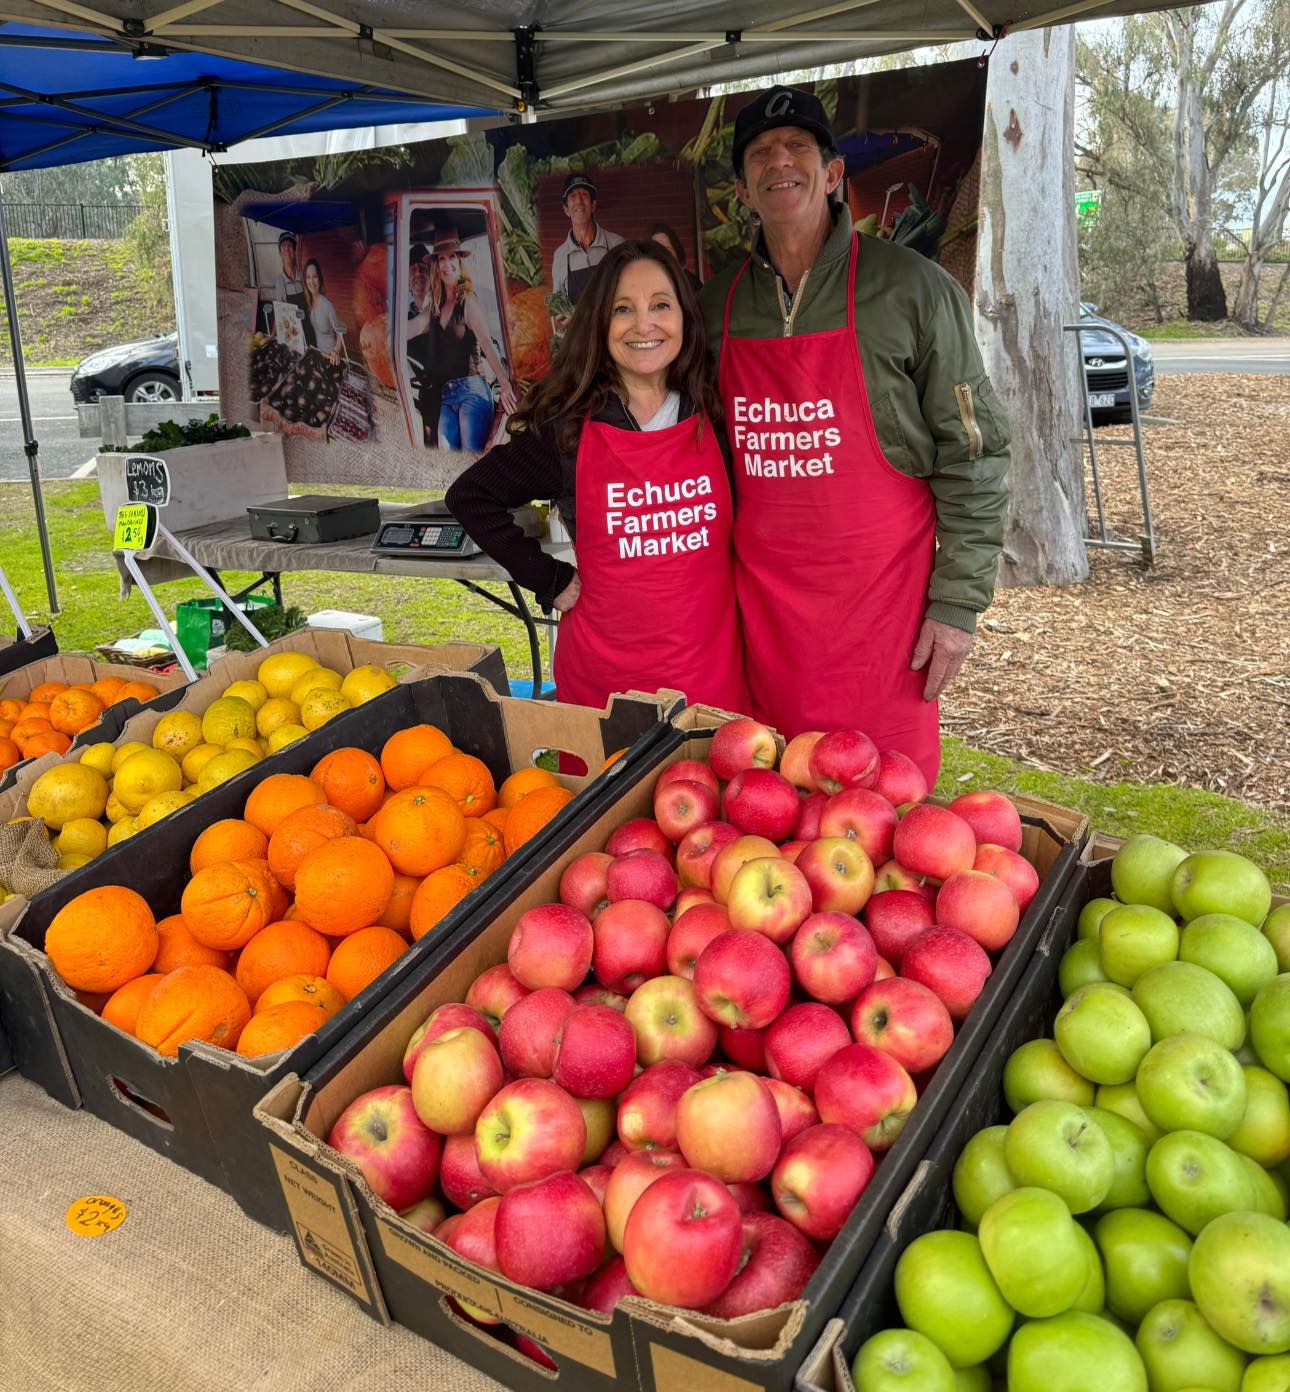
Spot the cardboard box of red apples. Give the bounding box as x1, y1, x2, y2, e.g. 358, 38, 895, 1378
256, 711, 1087, 1392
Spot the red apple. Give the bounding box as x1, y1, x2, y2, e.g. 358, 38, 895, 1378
673, 886, 715, 916
559, 852, 614, 917
399, 1195, 447, 1235
874, 956, 895, 980
617, 1059, 701, 1152
439, 1132, 498, 1210
973, 843, 1040, 913
948, 790, 1023, 852
654, 779, 721, 844
872, 750, 928, 807
465, 962, 529, 1027
726, 1181, 773, 1214
444, 1196, 504, 1322
327, 1084, 441, 1211
935, 869, 1020, 951
726, 857, 813, 945
795, 792, 829, 843
601, 1139, 629, 1169
863, 889, 936, 966
604, 817, 674, 861
794, 836, 876, 915
764, 1076, 821, 1143
553, 1003, 637, 1099
603, 1148, 688, 1251
814, 1043, 917, 1151
580, 1255, 642, 1313
495, 1171, 605, 1289
656, 759, 720, 800
593, 898, 670, 992
771, 1123, 875, 1240
474, 1078, 586, 1192
763, 1002, 852, 1093
411, 1024, 505, 1134
779, 731, 825, 792
402, 1002, 494, 1082
667, 902, 731, 979
507, 903, 594, 992
514, 1335, 557, 1370
711, 835, 780, 903
808, 729, 879, 794
709, 719, 777, 781
872, 860, 937, 902
818, 789, 898, 867
700, 1061, 748, 1080
675, 821, 741, 890
624, 975, 718, 1068
497, 987, 577, 1079
900, 926, 992, 1021
722, 768, 801, 842
622, 1169, 743, 1308
578, 1161, 613, 1206
574, 983, 628, 1011
606, 848, 677, 911
850, 977, 954, 1074
779, 840, 808, 863
892, 804, 976, 882
706, 1212, 822, 1318
693, 930, 791, 1030
718, 1023, 768, 1072
789, 910, 878, 1004
577, 1099, 616, 1166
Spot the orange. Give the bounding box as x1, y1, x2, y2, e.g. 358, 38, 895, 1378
0, 718, 12, 737
27, 681, 67, 704
11, 715, 53, 748
242, 773, 327, 838
45, 886, 159, 994
422, 752, 496, 818
189, 818, 269, 874
503, 785, 574, 856
293, 836, 395, 938
234, 919, 332, 1004
135, 965, 251, 1056
48, 688, 106, 736
89, 675, 128, 705
483, 806, 509, 836
375, 872, 421, 934
236, 1001, 329, 1058
408, 865, 480, 942
101, 973, 164, 1036
20, 729, 71, 759
256, 973, 345, 1017
267, 803, 356, 890
18, 701, 53, 723
498, 766, 560, 808
369, 785, 466, 877
0, 698, 21, 723
309, 747, 385, 823
119, 680, 159, 704
0, 736, 21, 773
458, 818, 505, 879
601, 747, 629, 773
325, 925, 407, 1001
379, 724, 453, 791
152, 914, 231, 973
181, 858, 280, 950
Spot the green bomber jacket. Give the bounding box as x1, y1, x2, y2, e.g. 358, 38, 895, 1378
701, 204, 1011, 634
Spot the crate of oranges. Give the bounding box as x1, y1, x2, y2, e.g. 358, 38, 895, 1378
0, 670, 680, 1227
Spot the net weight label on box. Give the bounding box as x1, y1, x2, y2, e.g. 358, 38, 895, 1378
125, 455, 170, 506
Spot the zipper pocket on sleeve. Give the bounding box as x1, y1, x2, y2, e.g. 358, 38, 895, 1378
954, 382, 983, 460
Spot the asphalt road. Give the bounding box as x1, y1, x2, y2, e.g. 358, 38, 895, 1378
1148, 339, 1290, 374
0, 371, 91, 483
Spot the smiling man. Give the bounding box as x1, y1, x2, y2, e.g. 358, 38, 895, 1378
551, 172, 624, 306
701, 85, 1011, 787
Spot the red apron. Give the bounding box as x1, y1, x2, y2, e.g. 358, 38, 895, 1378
553, 411, 749, 716
718, 233, 941, 785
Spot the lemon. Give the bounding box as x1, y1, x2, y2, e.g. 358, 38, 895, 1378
137, 789, 191, 829
110, 741, 150, 775
258, 651, 320, 700
79, 742, 116, 778
57, 852, 94, 871
201, 696, 257, 746
222, 679, 268, 713
104, 791, 130, 824
266, 723, 309, 753
27, 764, 110, 829
107, 816, 139, 846
300, 688, 350, 732
112, 748, 183, 813
197, 748, 259, 793
256, 697, 301, 738
290, 667, 343, 706
340, 664, 396, 706
151, 710, 204, 760
224, 737, 265, 763
55, 817, 108, 859
181, 786, 204, 803
181, 742, 224, 784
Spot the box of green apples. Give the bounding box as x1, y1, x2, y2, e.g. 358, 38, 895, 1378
795, 835, 1290, 1392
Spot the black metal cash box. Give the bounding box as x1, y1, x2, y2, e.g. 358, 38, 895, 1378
247, 495, 381, 545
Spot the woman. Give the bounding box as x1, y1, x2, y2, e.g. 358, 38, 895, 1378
446, 240, 748, 714
647, 222, 702, 291
301, 258, 346, 363
414, 228, 517, 452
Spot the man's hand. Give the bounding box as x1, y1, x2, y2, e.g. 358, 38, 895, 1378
910, 619, 975, 701
552, 572, 581, 613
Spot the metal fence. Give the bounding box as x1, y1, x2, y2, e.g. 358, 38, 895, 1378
0, 202, 143, 240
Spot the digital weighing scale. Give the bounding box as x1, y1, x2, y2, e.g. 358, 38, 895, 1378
370, 502, 545, 560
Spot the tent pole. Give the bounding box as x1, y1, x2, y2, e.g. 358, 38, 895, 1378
0, 194, 60, 614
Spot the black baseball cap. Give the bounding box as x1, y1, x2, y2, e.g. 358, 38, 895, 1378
732, 86, 835, 175
562, 171, 597, 200
277, 230, 297, 246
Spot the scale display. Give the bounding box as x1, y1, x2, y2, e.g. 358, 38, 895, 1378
370, 513, 479, 558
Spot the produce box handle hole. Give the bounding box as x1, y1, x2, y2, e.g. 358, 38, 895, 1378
108, 1075, 176, 1131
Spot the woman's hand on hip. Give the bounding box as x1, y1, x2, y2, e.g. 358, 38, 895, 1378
552, 573, 581, 613
499, 381, 518, 414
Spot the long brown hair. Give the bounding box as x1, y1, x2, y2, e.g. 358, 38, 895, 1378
509, 239, 720, 452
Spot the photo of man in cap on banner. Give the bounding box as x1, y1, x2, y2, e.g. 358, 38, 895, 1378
273, 230, 304, 304
551, 172, 624, 308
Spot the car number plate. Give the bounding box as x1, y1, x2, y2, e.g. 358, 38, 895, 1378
1087, 392, 1117, 408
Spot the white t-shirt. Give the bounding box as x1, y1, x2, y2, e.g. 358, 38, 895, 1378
641, 391, 682, 431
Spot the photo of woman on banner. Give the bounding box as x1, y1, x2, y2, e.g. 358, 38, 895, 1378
302, 258, 347, 363
446, 240, 748, 714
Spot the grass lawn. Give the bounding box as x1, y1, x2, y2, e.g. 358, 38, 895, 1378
4, 479, 1289, 891
1136, 321, 1227, 340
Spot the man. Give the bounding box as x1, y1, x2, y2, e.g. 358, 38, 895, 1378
701, 86, 1010, 786
550, 172, 623, 306
272, 231, 304, 303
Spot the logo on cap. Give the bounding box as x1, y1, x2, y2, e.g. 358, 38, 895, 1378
766, 91, 794, 117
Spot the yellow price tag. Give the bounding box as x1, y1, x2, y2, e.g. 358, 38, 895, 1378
65, 1194, 127, 1237
113, 503, 154, 551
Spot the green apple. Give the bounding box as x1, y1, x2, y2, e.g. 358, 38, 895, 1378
1135, 1297, 1248, 1392
851, 1328, 957, 1391
1190, 1211, 1290, 1356
1101, 904, 1180, 987
1097, 1082, 1164, 1145
1081, 896, 1124, 941
1146, 1131, 1256, 1235
1072, 1221, 1106, 1313
1135, 1034, 1247, 1139
1112, 835, 1188, 914
1008, 1310, 1148, 1391
1180, 914, 1279, 1008
1004, 1038, 1096, 1112
1087, 1105, 1151, 1209
1249, 976, 1290, 1083
1227, 1066, 1290, 1168
1262, 905, 1290, 972
1172, 851, 1273, 928
978, 1186, 1087, 1317
1242, 1353, 1290, 1391
1095, 1207, 1193, 1325
1234, 1151, 1286, 1220
1055, 984, 1152, 1084
893, 1230, 1013, 1367
1005, 1101, 1114, 1213
951, 1124, 1016, 1229
1132, 961, 1247, 1049
1061, 938, 1111, 996
953, 1367, 990, 1392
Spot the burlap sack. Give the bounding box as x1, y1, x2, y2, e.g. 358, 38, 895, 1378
0, 817, 64, 899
